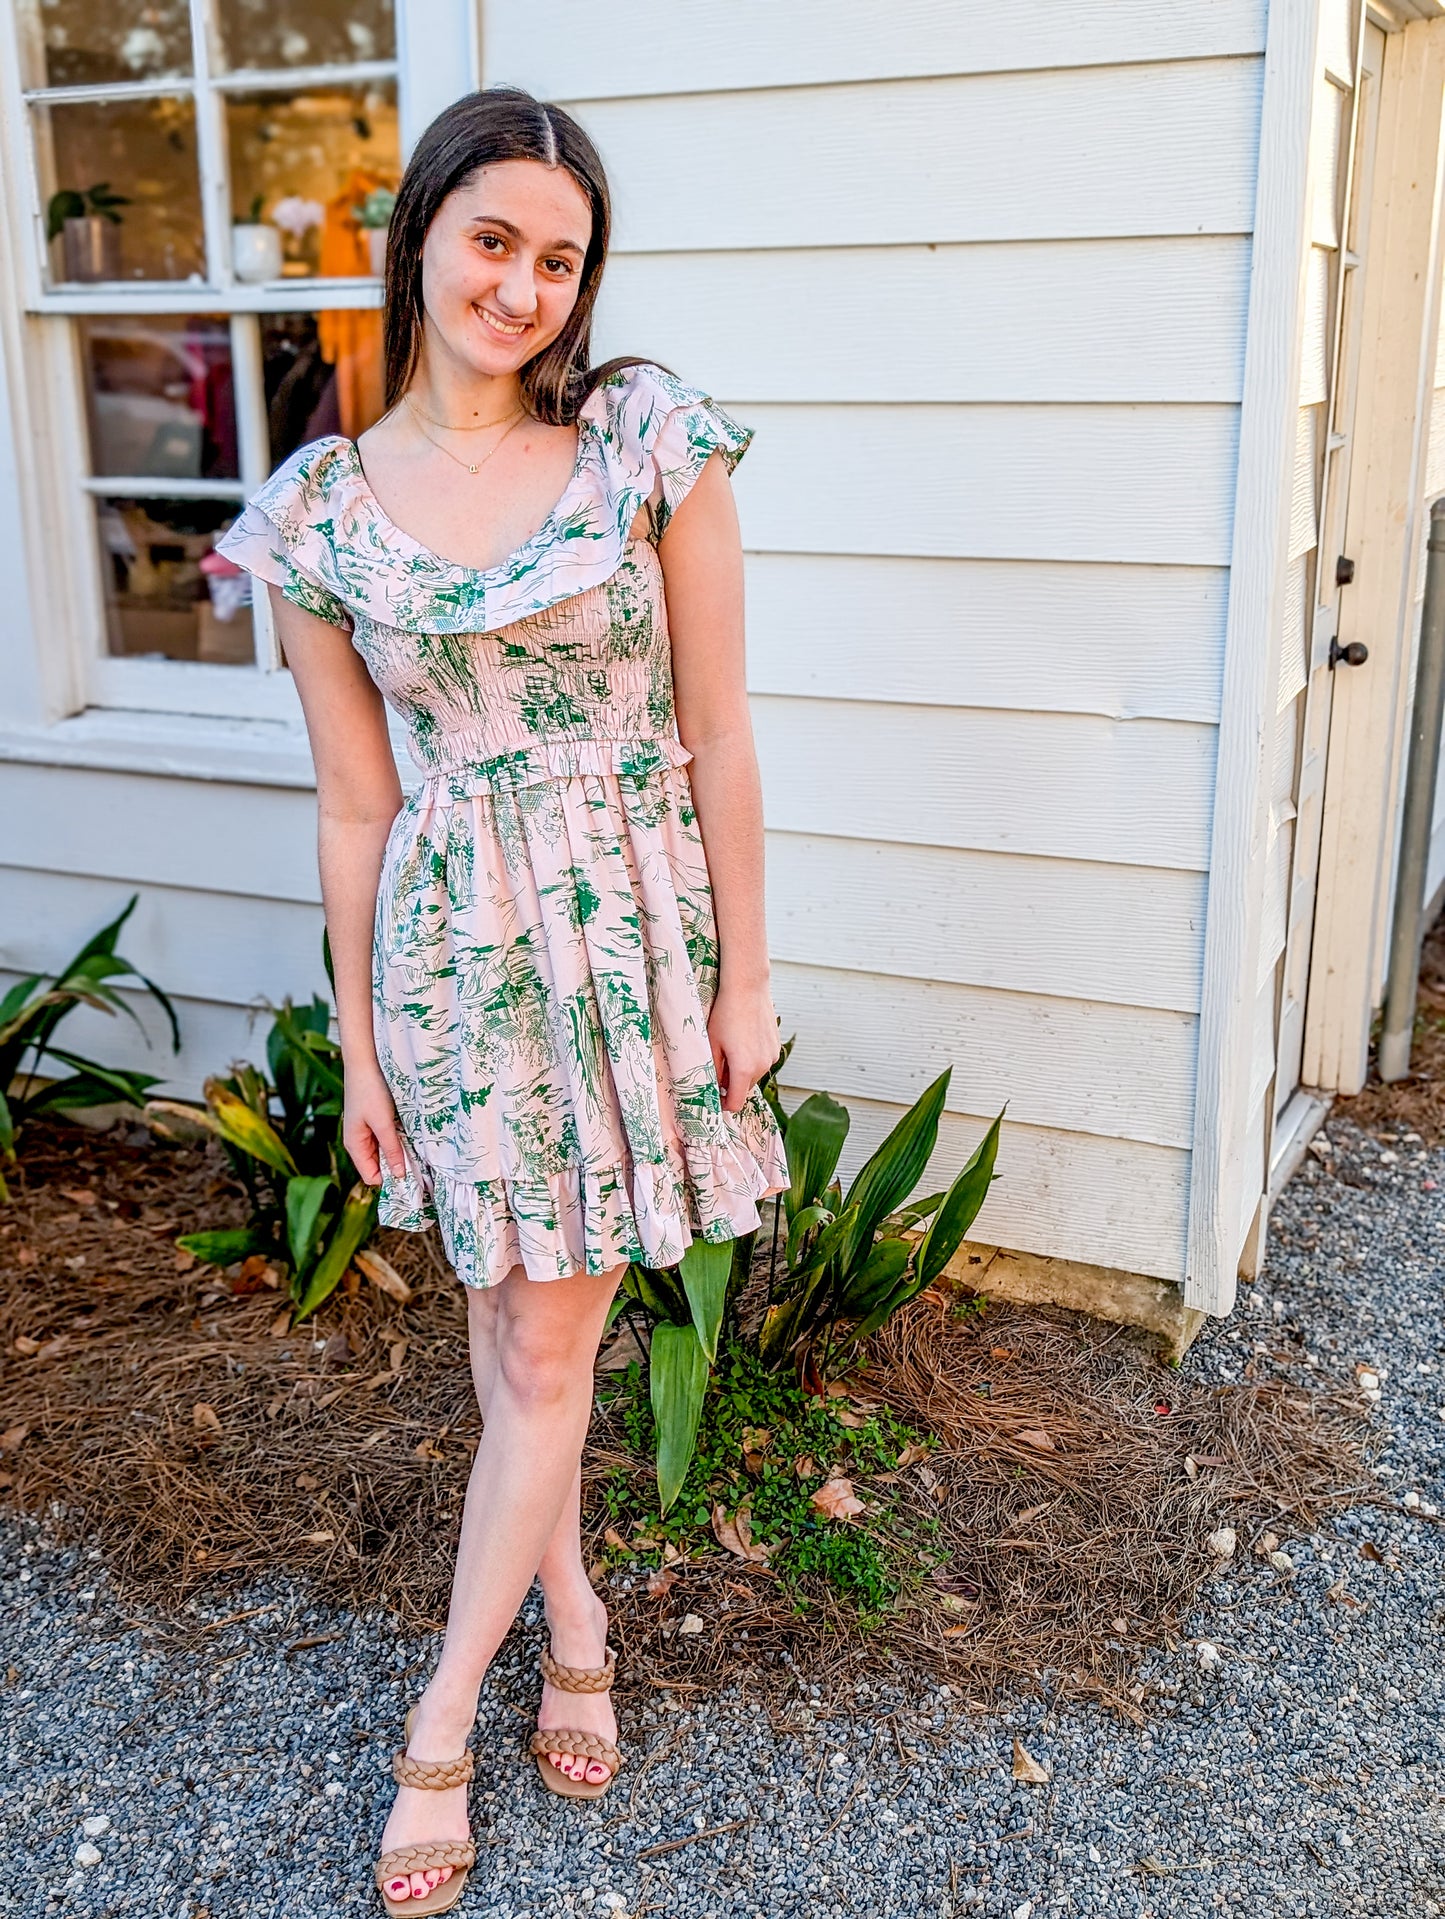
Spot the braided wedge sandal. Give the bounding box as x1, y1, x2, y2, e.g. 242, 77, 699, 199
374, 1707, 477, 1916
528, 1642, 623, 1801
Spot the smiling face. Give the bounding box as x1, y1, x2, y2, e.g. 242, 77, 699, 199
417, 159, 593, 392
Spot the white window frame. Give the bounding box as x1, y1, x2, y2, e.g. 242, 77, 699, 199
0, 0, 477, 743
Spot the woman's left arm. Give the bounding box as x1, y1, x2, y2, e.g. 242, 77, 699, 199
660, 450, 780, 1114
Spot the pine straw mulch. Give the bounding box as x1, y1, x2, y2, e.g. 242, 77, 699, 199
0, 1116, 1380, 1716
1334, 909, 1445, 1145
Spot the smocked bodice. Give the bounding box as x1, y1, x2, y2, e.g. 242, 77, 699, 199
349, 533, 680, 776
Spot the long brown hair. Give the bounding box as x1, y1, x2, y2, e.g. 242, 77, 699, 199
381, 87, 646, 424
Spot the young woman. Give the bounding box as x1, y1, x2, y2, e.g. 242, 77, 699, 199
216, 86, 789, 1916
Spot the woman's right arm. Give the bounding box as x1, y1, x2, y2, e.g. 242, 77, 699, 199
268, 583, 407, 1189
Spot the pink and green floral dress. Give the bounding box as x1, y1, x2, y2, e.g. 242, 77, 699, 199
216, 360, 789, 1289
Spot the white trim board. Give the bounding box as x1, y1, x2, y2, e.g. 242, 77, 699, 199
1185, 0, 1325, 1316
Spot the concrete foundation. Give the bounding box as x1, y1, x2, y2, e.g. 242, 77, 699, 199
935, 1240, 1209, 1364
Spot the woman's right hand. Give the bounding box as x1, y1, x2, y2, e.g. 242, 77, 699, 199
343, 1060, 408, 1187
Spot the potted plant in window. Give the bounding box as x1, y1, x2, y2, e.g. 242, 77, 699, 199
47, 182, 130, 282
232, 194, 283, 284
355, 187, 395, 276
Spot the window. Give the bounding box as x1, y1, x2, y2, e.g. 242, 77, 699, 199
6, 1, 472, 725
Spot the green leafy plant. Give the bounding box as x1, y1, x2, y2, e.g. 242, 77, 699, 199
758, 1062, 1005, 1387
151, 946, 379, 1322
354, 187, 395, 229
0, 894, 179, 1197
609, 1040, 1005, 1513
596, 1336, 944, 1626
46, 182, 130, 243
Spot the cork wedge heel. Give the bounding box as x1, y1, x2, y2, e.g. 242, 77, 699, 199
528, 1643, 623, 1800
374, 1707, 477, 1916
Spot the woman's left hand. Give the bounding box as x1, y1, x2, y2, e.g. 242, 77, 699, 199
706, 979, 781, 1114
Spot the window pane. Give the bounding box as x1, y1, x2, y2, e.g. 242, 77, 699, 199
97, 496, 254, 664
226, 83, 398, 281
79, 316, 237, 480
262, 308, 385, 459
16, 0, 193, 89
40, 95, 204, 283
215, 0, 395, 72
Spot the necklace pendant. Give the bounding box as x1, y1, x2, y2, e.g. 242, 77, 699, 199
467, 462, 478, 474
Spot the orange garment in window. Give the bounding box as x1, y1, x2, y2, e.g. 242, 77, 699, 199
317, 168, 394, 440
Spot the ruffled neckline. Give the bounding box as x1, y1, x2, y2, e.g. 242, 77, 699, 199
217, 361, 752, 636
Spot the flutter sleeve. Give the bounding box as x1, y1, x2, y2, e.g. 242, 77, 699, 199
599, 362, 753, 540
213, 439, 354, 632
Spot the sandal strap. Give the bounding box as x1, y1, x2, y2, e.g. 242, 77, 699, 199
375, 1838, 476, 1886
539, 1642, 617, 1693
392, 1747, 475, 1790
528, 1726, 622, 1774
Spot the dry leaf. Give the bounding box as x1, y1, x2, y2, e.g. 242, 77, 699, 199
269, 1307, 293, 1338
811, 1476, 866, 1523
792, 1454, 817, 1480
303, 1530, 336, 1545
895, 1440, 930, 1468
0, 1425, 30, 1452
676, 1613, 704, 1635
595, 1322, 646, 1372
741, 1426, 773, 1455
413, 1437, 444, 1461
1327, 1578, 1365, 1608
12, 1335, 39, 1357
174, 1247, 196, 1273
355, 1247, 412, 1303
604, 1526, 630, 1552
59, 1188, 97, 1207
1013, 1504, 1051, 1525
711, 1496, 771, 1564
1359, 1541, 1385, 1564
388, 1338, 409, 1375
1012, 1738, 1051, 1784
647, 1564, 681, 1597
989, 1348, 1017, 1361
1015, 1428, 1057, 1452
192, 1402, 222, 1434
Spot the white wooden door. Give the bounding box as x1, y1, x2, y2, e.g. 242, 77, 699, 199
1267, 10, 1386, 1183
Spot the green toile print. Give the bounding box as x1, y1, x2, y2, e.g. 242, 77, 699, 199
216, 361, 789, 1289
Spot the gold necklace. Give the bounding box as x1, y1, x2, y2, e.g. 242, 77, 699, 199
404, 395, 528, 476
405, 392, 525, 433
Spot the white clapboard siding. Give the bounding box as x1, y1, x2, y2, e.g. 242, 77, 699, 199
1309, 74, 1346, 251
1319, 0, 1356, 88
1300, 247, 1332, 407
594, 238, 1251, 405
486, 0, 1266, 97
752, 699, 1216, 871
766, 836, 1208, 1015
0, 868, 328, 1011
743, 555, 1229, 725
732, 406, 1240, 567
1290, 406, 1321, 560
771, 961, 1196, 1148
1278, 555, 1310, 713
0, 764, 322, 904
576, 63, 1262, 254
1259, 811, 1294, 989
805, 1091, 1190, 1282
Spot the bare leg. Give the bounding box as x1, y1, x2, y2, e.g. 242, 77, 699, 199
377, 1259, 623, 1902
468, 1284, 617, 1785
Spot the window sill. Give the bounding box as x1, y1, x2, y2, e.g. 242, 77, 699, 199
0, 707, 318, 788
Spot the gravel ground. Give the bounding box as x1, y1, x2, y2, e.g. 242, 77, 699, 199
4, 1113, 1442, 1919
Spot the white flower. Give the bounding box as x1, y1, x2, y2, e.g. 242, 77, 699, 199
271, 196, 325, 238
